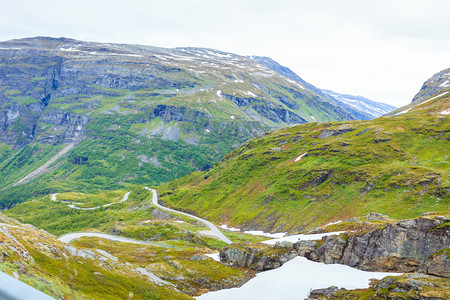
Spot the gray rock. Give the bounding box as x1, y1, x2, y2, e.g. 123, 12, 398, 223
295, 217, 450, 276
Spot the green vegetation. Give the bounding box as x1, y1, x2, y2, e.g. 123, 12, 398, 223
158, 94, 450, 232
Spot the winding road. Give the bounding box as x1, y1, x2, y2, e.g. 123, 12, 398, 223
144, 187, 232, 244
58, 231, 172, 247
57, 187, 232, 245
52, 191, 131, 210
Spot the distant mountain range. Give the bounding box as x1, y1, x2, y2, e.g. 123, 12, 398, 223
249, 56, 396, 119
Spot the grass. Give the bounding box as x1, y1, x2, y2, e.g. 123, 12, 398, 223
157, 95, 450, 232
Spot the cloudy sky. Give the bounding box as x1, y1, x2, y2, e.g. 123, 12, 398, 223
2, 0, 449, 107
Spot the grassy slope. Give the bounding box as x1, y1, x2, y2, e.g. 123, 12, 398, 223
158, 92, 450, 232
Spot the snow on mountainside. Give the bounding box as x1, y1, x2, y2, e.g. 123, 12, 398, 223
250, 56, 396, 119
321, 89, 397, 119
412, 67, 450, 103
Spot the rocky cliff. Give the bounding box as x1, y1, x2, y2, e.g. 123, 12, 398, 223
296, 217, 449, 277
220, 216, 449, 279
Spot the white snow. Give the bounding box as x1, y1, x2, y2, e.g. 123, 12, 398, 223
216, 90, 222, 97
230, 115, 235, 119
244, 230, 286, 239
262, 231, 346, 245
394, 107, 412, 115
204, 253, 221, 262
285, 78, 305, 89
325, 220, 342, 226
440, 109, 450, 115
439, 80, 450, 88
234, 79, 244, 83
51, 193, 59, 201
205, 129, 211, 133
59, 47, 79, 52
173, 220, 185, 224
196, 257, 401, 300
420, 91, 449, 105
219, 225, 241, 232
294, 152, 307, 162
310, 115, 316, 121
244, 91, 257, 97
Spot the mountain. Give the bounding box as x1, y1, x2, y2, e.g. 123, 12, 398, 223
412, 67, 450, 103
249, 56, 396, 119
158, 88, 449, 232
321, 89, 397, 119
0, 36, 368, 207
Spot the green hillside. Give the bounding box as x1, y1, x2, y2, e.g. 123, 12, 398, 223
158, 91, 450, 232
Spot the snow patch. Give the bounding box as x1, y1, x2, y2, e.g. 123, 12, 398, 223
216, 90, 222, 97
195, 257, 401, 300
219, 225, 241, 232
230, 115, 235, 119
420, 91, 449, 105
244, 91, 257, 97
204, 253, 221, 262
285, 78, 305, 89
243, 230, 286, 239
205, 129, 211, 133
439, 80, 450, 88
325, 220, 342, 226
294, 152, 307, 162
310, 115, 316, 121
394, 107, 412, 115
173, 220, 184, 224
440, 109, 450, 115
262, 231, 346, 245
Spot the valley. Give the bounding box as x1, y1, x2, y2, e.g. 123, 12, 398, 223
0, 37, 448, 299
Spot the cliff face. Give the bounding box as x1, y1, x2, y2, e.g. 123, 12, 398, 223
298, 217, 449, 277
220, 217, 449, 278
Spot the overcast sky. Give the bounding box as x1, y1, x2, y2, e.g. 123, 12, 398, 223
1, 0, 449, 107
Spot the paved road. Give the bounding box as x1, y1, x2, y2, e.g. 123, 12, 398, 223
58, 231, 171, 247
52, 191, 131, 210
145, 187, 232, 244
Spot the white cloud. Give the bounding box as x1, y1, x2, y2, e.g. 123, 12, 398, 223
1, 0, 449, 107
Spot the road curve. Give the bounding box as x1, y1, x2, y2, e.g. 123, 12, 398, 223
57, 231, 171, 247
53, 191, 131, 210
144, 187, 232, 244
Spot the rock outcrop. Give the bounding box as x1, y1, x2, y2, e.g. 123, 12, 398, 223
297, 217, 449, 277
220, 243, 298, 271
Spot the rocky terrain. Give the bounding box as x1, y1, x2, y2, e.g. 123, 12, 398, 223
296, 216, 449, 277
219, 215, 449, 276
412, 67, 450, 103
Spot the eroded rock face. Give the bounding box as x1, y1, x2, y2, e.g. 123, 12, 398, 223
297, 217, 450, 277
220, 244, 298, 271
